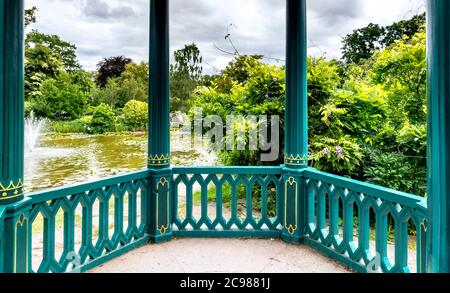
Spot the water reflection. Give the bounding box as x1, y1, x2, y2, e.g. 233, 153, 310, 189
25, 132, 218, 192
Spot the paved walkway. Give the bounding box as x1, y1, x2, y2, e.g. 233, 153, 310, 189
89, 238, 352, 273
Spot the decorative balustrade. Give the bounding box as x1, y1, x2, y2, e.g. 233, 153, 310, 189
25, 170, 150, 273
303, 168, 428, 273
0, 165, 430, 273
172, 167, 284, 238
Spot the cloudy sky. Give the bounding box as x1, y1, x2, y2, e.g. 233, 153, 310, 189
26, 0, 426, 74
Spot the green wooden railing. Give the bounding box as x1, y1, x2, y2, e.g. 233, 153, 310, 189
0, 166, 429, 273
303, 168, 428, 273
172, 167, 283, 238
25, 170, 150, 273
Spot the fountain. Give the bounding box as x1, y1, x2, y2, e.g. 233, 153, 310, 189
24, 111, 47, 154
21, 112, 219, 192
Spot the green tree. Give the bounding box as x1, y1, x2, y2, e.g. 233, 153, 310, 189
121, 62, 149, 88
30, 71, 87, 119
313, 28, 427, 193
24, 11, 81, 100
121, 100, 149, 131
195, 58, 286, 166
25, 43, 64, 100
96, 56, 132, 88
341, 13, 426, 64
213, 55, 264, 93
89, 103, 116, 134
382, 13, 426, 47
71, 69, 95, 95
91, 62, 148, 108
25, 6, 38, 28
170, 43, 203, 111
26, 30, 80, 71
341, 23, 385, 64
371, 30, 427, 124
307, 57, 341, 137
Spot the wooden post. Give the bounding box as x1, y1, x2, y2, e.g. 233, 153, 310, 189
282, 0, 308, 243
0, 0, 30, 273
148, 0, 172, 243
0, 0, 24, 205
427, 0, 450, 273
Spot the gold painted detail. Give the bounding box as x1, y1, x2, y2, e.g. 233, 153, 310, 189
284, 154, 309, 166
419, 219, 427, 273
284, 177, 299, 235
287, 176, 296, 186
0, 179, 24, 201
158, 224, 169, 235
148, 154, 170, 166
159, 177, 169, 187
287, 224, 297, 235
156, 177, 170, 235
14, 213, 29, 273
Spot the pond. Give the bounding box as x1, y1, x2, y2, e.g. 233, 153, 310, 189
24, 132, 218, 192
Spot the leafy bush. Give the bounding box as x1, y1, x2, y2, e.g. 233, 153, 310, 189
364, 152, 426, 196
46, 116, 93, 133
30, 71, 87, 119
89, 103, 116, 134
50, 117, 91, 133
90, 62, 148, 109
24, 101, 33, 117
310, 136, 364, 178
120, 100, 148, 131
194, 59, 286, 166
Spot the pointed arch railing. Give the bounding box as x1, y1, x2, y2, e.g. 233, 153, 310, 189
1, 167, 426, 273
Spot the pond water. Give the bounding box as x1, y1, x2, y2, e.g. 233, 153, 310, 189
24, 132, 218, 192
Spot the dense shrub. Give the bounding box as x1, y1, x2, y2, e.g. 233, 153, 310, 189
310, 136, 364, 178
30, 71, 87, 119
51, 119, 86, 133
121, 100, 148, 131
91, 62, 148, 108
364, 152, 426, 196
89, 103, 116, 134
194, 59, 286, 166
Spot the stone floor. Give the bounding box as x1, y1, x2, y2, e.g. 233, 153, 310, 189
89, 238, 352, 273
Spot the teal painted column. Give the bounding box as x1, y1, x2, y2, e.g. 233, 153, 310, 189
0, 0, 30, 273
0, 0, 24, 205
148, 0, 172, 243
427, 0, 450, 273
282, 0, 308, 243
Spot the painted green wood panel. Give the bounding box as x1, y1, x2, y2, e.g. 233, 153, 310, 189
303, 168, 427, 273
0, 0, 29, 274
282, 0, 308, 245
148, 0, 170, 169
284, 0, 308, 169
24, 171, 150, 273
427, 0, 450, 273
147, 0, 173, 244
0, 0, 24, 205
172, 167, 283, 237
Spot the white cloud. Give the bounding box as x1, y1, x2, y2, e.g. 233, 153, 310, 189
26, 0, 426, 74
